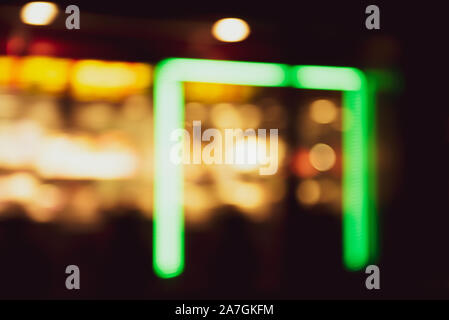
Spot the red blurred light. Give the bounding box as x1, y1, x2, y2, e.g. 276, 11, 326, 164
291, 148, 318, 178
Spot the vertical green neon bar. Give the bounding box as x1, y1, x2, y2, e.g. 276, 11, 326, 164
153, 58, 289, 278
153, 61, 185, 278
292, 65, 374, 270
342, 89, 370, 270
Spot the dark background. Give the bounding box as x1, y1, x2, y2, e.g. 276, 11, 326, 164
0, 0, 447, 299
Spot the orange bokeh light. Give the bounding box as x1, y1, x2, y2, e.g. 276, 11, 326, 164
291, 148, 318, 178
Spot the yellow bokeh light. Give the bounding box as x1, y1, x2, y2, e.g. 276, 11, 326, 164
309, 99, 337, 124
210, 103, 242, 128
26, 184, 62, 222
184, 184, 216, 224
296, 179, 320, 206
0, 121, 44, 169
26, 205, 58, 223
27, 98, 62, 128
0, 56, 16, 86
34, 184, 63, 210
71, 60, 151, 101
0, 173, 39, 203
231, 182, 264, 210
185, 83, 255, 103
0, 94, 20, 119
20, 2, 58, 26
212, 18, 250, 42
309, 143, 336, 172
18, 56, 71, 93
35, 134, 138, 180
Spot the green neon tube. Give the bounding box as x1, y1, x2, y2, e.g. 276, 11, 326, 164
154, 60, 376, 277
153, 64, 185, 278
292, 65, 373, 271
342, 89, 371, 270
293, 65, 363, 91
153, 58, 290, 278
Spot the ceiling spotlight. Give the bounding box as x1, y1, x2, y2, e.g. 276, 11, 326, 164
20, 2, 58, 26
212, 18, 250, 43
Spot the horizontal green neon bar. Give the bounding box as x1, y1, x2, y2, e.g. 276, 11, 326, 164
156, 58, 290, 86
293, 65, 363, 91
154, 59, 377, 277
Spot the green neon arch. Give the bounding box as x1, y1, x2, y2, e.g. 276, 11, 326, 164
153, 58, 377, 278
